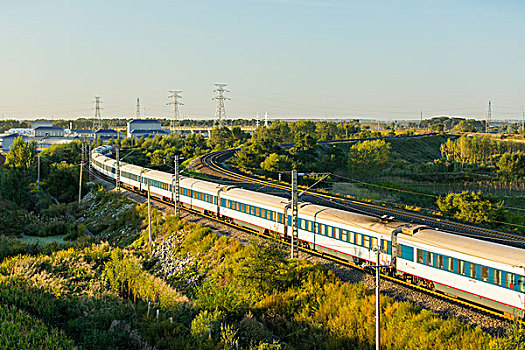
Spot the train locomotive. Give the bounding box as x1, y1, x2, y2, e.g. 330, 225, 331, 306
91, 145, 525, 318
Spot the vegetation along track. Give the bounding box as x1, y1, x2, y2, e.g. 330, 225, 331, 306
194, 143, 525, 249
89, 166, 520, 336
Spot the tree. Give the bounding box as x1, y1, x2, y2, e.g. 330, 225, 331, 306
347, 140, 391, 177
437, 191, 503, 225
498, 152, 525, 179
260, 153, 292, 172
5, 136, 37, 170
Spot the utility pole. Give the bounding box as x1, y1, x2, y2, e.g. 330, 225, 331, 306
37, 153, 41, 189
136, 98, 141, 119
213, 83, 230, 128
420, 110, 423, 129
174, 155, 180, 217
78, 141, 84, 205
168, 90, 183, 134
290, 169, 299, 259
486, 100, 492, 133
522, 108, 524, 134
93, 96, 103, 131
88, 142, 92, 181
373, 246, 382, 350
521, 108, 525, 133
148, 181, 152, 245
116, 146, 120, 192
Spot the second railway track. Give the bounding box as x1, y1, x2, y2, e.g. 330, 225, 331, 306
195, 148, 525, 249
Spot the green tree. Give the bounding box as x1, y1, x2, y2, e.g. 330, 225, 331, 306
437, 191, 503, 225
497, 152, 525, 179
347, 139, 391, 177
260, 153, 291, 172
5, 136, 37, 170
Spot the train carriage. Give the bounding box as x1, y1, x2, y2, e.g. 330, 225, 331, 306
397, 229, 525, 317
179, 178, 223, 214
219, 188, 286, 234
298, 204, 395, 266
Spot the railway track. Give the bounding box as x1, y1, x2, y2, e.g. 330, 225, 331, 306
195, 148, 525, 249
88, 166, 518, 334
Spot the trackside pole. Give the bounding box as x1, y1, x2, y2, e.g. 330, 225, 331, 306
374, 246, 381, 350
148, 181, 152, 246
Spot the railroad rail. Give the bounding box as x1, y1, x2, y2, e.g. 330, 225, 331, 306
196, 145, 525, 249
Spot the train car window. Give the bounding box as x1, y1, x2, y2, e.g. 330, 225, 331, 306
356, 234, 363, 246
363, 236, 370, 248
307, 220, 312, 232
342, 230, 348, 242
417, 250, 424, 263
278, 213, 283, 224
459, 260, 466, 275
436, 255, 444, 269
480, 266, 489, 282
349, 232, 355, 244
446, 257, 454, 272
381, 239, 388, 254
518, 277, 525, 292
371, 237, 378, 250
468, 264, 477, 279
426, 252, 433, 266
506, 273, 515, 289
492, 269, 501, 285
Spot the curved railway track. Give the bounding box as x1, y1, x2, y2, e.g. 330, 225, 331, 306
197, 147, 525, 249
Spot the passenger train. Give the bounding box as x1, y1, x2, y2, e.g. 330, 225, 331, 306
91, 145, 525, 318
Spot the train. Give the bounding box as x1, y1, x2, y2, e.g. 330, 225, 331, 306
91, 144, 525, 318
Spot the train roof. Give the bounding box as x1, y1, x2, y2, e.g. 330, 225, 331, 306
401, 229, 525, 268
181, 177, 225, 193
300, 203, 404, 236
120, 162, 144, 173
221, 187, 289, 209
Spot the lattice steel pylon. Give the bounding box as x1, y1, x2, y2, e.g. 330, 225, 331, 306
93, 96, 103, 131
212, 83, 230, 127
168, 91, 183, 134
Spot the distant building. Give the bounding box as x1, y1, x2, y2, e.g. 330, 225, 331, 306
32, 120, 53, 129
6, 128, 34, 136
95, 128, 120, 140
1, 133, 28, 153
127, 119, 162, 138
69, 129, 94, 139
34, 126, 64, 139
129, 129, 167, 139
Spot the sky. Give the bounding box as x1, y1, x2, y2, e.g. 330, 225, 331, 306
0, 0, 524, 121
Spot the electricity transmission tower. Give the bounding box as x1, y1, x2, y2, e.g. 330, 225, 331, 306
486, 100, 492, 133
213, 84, 230, 127
93, 97, 103, 130
264, 112, 269, 127
167, 91, 183, 134
136, 98, 141, 119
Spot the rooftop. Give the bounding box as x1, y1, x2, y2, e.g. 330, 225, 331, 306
128, 119, 161, 124
34, 126, 64, 131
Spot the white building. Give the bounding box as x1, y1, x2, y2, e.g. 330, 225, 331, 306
127, 119, 163, 138
35, 126, 64, 139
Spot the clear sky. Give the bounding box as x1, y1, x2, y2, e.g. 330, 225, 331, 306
1, 0, 524, 121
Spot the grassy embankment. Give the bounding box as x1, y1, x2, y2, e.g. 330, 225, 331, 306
1, 188, 522, 349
